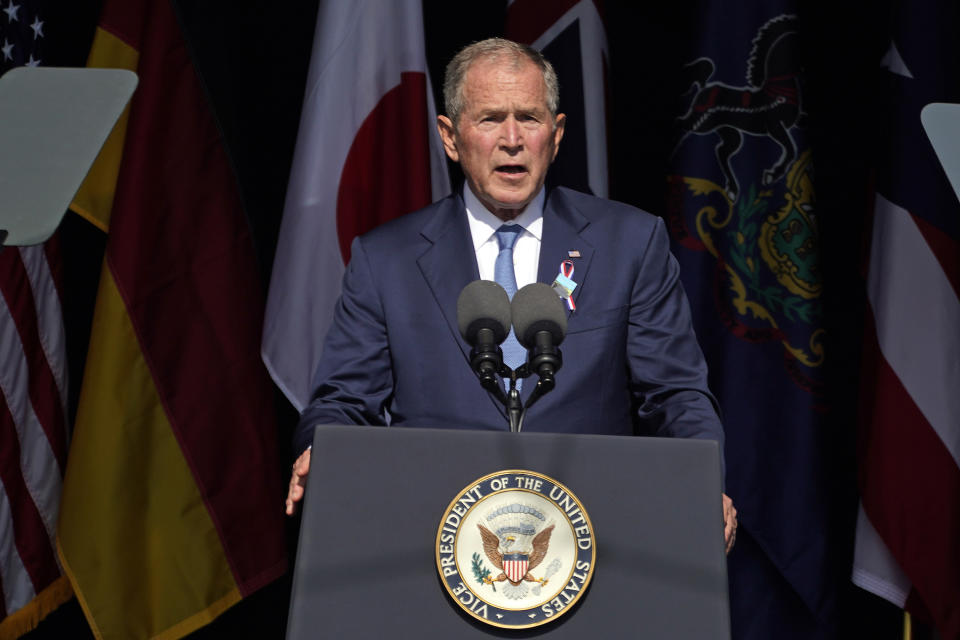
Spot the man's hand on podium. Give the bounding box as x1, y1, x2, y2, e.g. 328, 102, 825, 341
722, 493, 737, 554
286, 447, 311, 516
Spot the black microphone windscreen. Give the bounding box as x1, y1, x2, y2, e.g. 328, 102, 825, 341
511, 283, 567, 348
457, 280, 511, 345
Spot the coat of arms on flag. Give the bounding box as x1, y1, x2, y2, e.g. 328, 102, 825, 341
668, 13, 824, 396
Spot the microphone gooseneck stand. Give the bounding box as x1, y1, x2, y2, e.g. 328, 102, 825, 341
467, 341, 562, 433
458, 281, 566, 434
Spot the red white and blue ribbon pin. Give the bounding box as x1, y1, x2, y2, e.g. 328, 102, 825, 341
551, 260, 577, 311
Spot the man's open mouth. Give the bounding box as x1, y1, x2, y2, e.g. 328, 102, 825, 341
496, 165, 527, 174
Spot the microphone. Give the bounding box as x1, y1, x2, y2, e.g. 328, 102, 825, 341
457, 280, 511, 389
511, 283, 566, 392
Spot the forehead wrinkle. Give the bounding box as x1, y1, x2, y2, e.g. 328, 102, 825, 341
462, 65, 548, 117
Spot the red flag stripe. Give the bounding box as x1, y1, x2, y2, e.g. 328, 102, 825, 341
18, 246, 69, 420
0, 474, 37, 619
0, 479, 35, 617
912, 210, 960, 301
857, 193, 960, 635
41, 234, 64, 303
866, 197, 960, 467
0, 250, 67, 472
0, 291, 63, 546
0, 393, 61, 600
858, 314, 960, 636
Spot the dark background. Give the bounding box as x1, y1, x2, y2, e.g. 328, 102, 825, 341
23, 0, 913, 638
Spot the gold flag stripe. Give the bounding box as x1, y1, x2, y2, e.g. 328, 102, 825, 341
68, 26, 139, 233
57, 265, 238, 640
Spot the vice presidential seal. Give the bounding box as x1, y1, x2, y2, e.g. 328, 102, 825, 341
435, 470, 595, 629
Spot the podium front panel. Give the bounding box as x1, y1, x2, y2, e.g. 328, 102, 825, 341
288, 425, 730, 639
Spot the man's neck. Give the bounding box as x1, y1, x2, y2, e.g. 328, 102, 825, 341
463, 183, 545, 226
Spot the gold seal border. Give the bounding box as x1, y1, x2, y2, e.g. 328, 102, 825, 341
435, 469, 597, 629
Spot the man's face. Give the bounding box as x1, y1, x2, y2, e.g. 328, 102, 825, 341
438, 57, 565, 221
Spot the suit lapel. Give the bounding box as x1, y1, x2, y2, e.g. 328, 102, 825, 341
538, 188, 594, 318
418, 189, 595, 417
417, 193, 510, 420
518, 189, 595, 406
416, 193, 479, 365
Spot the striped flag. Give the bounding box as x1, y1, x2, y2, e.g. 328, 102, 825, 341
56, 1, 287, 638
0, 240, 71, 637
506, 0, 608, 198
262, 0, 450, 411
853, 2, 960, 636
0, 3, 74, 636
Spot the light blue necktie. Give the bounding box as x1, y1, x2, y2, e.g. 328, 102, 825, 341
494, 225, 526, 389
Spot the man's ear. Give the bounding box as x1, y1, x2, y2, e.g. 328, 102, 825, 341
437, 115, 460, 163
551, 113, 566, 161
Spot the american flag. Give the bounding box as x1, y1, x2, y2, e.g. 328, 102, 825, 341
853, 1, 960, 636
0, 0, 45, 68
0, 0, 71, 634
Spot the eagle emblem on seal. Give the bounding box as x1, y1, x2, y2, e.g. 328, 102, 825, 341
436, 470, 596, 628
477, 503, 555, 588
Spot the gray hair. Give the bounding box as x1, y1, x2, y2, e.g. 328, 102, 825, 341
442, 38, 559, 127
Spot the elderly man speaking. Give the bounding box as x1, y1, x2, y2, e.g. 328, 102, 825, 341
285, 38, 737, 552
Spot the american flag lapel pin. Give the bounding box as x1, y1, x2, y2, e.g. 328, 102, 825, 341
567, 249, 581, 258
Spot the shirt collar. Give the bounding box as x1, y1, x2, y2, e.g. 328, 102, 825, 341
464, 183, 545, 252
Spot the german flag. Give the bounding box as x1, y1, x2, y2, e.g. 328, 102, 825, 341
57, 1, 286, 638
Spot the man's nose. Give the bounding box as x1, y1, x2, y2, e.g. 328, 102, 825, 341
499, 117, 522, 151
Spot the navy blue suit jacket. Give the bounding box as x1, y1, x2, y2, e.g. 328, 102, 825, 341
295, 187, 723, 466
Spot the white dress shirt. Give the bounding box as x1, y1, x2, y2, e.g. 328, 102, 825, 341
464, 184, 544, 288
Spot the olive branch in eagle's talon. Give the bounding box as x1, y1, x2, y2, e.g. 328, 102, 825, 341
471, 552, 495, 592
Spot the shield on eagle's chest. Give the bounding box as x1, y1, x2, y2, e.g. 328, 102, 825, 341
503, 553, 529, 583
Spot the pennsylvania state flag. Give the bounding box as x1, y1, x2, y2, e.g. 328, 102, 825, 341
666, 5, 833, 638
